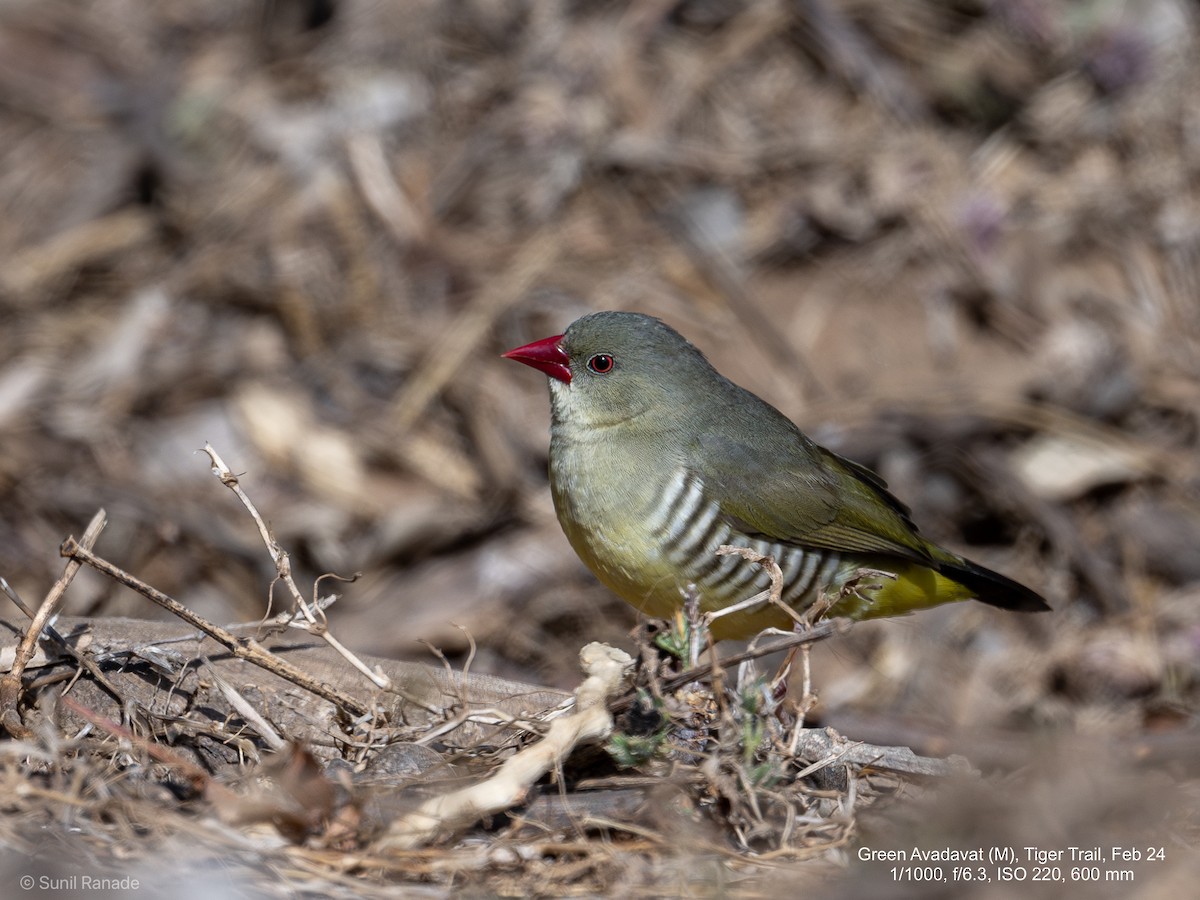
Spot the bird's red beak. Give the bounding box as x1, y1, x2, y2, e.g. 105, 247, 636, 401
502, 333, 571, 383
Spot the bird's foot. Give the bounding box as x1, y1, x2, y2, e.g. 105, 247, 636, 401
821, 566, 897, 618
710, 545, 803, 627
703, 586, 772, 624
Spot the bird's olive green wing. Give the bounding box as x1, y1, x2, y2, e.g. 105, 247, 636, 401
695, 432, 938, 563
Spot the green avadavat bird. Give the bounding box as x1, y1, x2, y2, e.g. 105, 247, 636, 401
504, 311, 1048, 640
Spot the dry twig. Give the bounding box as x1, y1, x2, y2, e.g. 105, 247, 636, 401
0, 508, 107, 738
58, 540, 373, 719
378, 642, 633, 850
201, 443, 392, 690
789, 726, 975, 778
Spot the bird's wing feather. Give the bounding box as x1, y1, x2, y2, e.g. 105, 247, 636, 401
695, 432, 937, 562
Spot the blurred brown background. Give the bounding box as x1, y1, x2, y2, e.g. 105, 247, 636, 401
2, 0, 1198, 796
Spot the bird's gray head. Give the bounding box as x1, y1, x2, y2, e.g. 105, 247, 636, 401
503, 311, 719, 430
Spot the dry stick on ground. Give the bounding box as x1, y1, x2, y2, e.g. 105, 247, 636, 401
201, 442, 392, 691
202, 660, 288, 752
789, 726, 975, 779
59, 540, 372, 719
379, 642, 634, 851
1, 573, 126, 710
0, 508, 107, 738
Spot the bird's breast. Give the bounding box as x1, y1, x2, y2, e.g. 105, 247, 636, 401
548, 434, 673, 608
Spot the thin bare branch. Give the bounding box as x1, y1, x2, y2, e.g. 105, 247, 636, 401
0, 508, 107, 738
201, 442, 393, 690
59, 539, 373, 719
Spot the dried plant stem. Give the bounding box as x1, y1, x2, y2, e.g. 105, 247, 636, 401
203, 661, 287, 752
789, 726, 975, 779
201, 443, 392, 690
58, 540, 372, 719
0, 508, 107, 738
379, 642, 633, 850
1, 574, 127, 709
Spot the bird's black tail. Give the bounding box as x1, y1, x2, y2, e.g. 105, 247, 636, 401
937, 558, 1050, 612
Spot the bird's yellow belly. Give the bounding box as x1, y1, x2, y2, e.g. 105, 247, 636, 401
555, 492, 682, 618
559, 514, 827, 639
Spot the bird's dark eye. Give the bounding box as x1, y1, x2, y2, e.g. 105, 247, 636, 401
587, 353, 614, 375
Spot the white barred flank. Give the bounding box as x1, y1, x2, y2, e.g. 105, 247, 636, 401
648, 469, 842, 610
